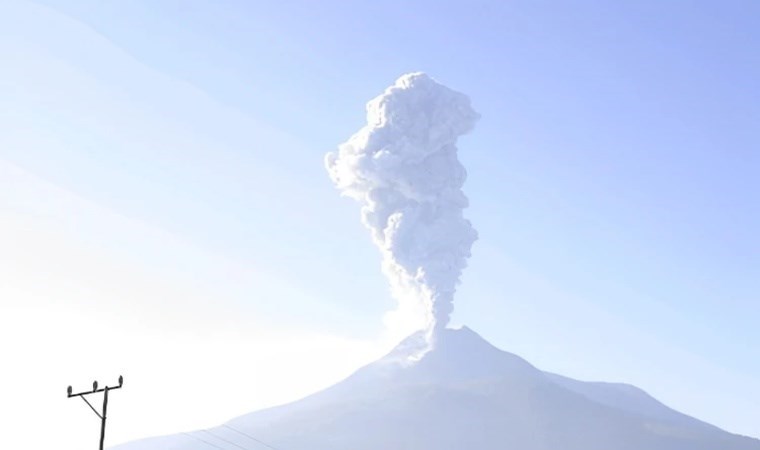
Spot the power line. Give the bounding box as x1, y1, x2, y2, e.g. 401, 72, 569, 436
222, 424, 282, 450
185, 427, 276, 450
182, 432, 229, 450
201, 429, 252, 450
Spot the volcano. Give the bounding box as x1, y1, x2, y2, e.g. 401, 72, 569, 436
115, 327, 759, 450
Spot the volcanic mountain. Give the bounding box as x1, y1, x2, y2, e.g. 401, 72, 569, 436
115, 327, 760, 450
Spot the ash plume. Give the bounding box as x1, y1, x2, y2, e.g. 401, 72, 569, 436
325, 73, 479, 337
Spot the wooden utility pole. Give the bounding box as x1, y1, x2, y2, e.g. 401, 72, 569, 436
67, 376, 123, 450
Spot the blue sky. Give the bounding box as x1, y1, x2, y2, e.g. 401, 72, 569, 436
1, 0, 758, 447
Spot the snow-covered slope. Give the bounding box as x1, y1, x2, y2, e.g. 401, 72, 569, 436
114, 327, 760, 450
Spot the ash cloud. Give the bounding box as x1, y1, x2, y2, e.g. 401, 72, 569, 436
326, 73, 479, 336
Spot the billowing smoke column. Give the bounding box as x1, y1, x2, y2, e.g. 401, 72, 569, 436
325, 72, 479, 337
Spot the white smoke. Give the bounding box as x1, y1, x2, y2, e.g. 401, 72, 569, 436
325, 72, 479, 337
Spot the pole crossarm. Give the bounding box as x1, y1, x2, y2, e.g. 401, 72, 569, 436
68, 377, 123, 398
67, 385, 121, 397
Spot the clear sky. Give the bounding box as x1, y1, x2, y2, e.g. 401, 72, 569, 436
1, 0, 758, 448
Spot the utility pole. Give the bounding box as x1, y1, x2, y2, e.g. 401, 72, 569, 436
67, 376, 123, 450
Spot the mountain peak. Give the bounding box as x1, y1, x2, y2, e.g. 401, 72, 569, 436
381, 325, 492, 362
431, 325, 497, 352
363, 326, 539, 385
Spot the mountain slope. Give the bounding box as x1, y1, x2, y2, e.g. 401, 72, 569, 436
114, 327, 760, 450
